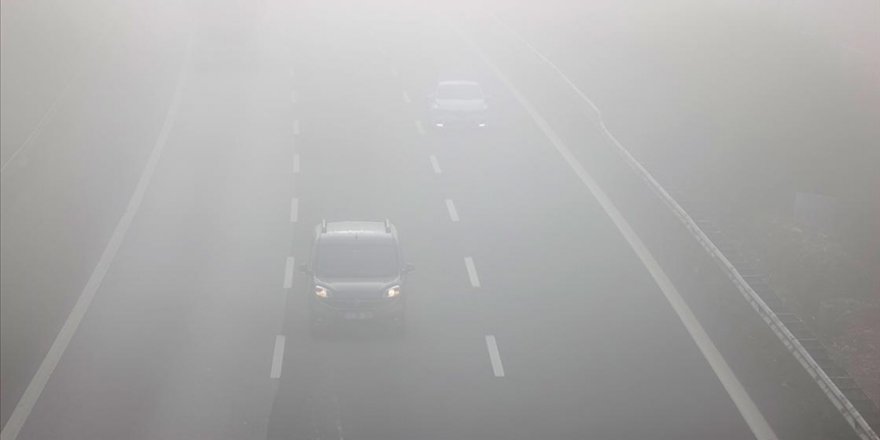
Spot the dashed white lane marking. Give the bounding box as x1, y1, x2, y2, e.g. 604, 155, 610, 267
402, 91, 411, 104
456, 23, 779, 440
293, 153, 300, 174
415, 120, 425, 135
429, 155, 442, 175
445, 199, 460, 222
293, 119, 300, 136
290, 197, 299, 223
0, 35, 195, 440
464, 257, 481, 288
270, 335, 286, 379
283, 257, 295, 289
485, 335, 505, 377
290, 90, 297, 104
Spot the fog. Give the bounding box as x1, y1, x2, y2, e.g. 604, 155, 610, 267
2, 0, 878, 439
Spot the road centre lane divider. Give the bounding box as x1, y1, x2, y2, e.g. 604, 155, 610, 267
429, 155, 442, 175
445, 199, 460, 222
270, 335, 286, 379
464, 257, 481, 288
290, 198, 299, 223
485, 335, 505, 377
283, 257, 295, 289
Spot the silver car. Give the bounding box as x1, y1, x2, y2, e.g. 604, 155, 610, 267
428, 80, 489, 129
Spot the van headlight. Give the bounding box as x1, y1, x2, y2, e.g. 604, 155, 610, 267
384, 285, 401, 298
315, 286, 329, 298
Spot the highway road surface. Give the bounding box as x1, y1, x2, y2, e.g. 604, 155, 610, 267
0, 0, 861, 439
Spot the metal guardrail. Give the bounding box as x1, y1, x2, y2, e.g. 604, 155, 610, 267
687, 207, 880, 424
486, 11, 879, 439
601, 123, 879, 440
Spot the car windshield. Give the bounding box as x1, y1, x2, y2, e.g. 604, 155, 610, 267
437, 83, 483, 100
315, 243, 399, 278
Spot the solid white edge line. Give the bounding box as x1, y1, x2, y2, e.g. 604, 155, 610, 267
402, 91, 411, 104
487, 12, 602, 118
0, 36, 194, 440
290, 197, 299, 223
464, 257, 480, 288
270, 335, 286, 379
429, 155, 442, 174
415, 120, 425, 135
284, 257, 295, 289
485, 335, 505, 377
452, 23, 779, 440
293, 119, 300, 136
445, 199, 460, 222
491, 13, 880, 440
293, 153, 300, 174
0, 82, 69, 174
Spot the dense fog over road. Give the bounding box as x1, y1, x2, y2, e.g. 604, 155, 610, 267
2, 0, 878, 439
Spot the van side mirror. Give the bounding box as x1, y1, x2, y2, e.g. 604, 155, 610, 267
403, 263, 415, 273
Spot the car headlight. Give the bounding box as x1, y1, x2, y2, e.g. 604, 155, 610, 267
384, 285, 401, 298
315, 285, 329, 298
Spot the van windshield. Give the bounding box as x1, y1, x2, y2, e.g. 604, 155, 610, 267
315, 243, 399, 278
437, 83, 482, 100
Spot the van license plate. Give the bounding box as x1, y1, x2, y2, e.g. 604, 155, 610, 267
344, 312, 372, 320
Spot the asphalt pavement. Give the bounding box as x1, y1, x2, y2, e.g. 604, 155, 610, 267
0, 0, 861, 439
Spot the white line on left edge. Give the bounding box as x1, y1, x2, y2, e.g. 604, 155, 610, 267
0, 82, 68, 174
290, 197, 299, 223
270, 335, 286, 379
485, 335, 505, 377
0, 35, 195, 440
284, 257, 295, 289
293, 120, 300, 136
415, 120, 425, 135
293, 153, 300, 174
445, 199, 460, 222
